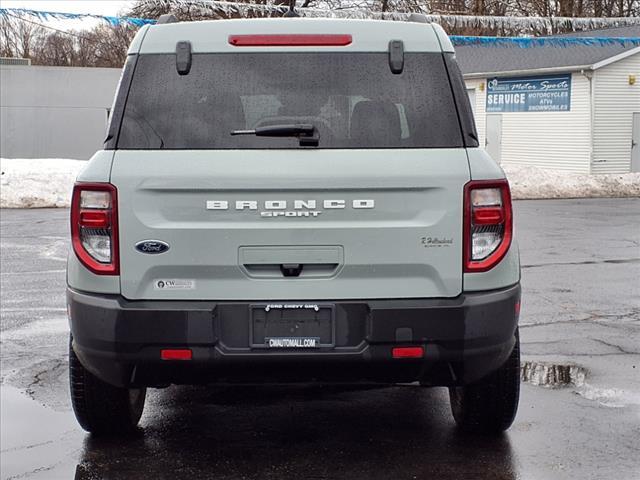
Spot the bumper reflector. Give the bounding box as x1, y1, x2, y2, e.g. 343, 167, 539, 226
161, 349, 192, 361
392, 346, 424, 359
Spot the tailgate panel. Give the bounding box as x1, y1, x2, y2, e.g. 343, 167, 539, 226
111, 149, 469, 300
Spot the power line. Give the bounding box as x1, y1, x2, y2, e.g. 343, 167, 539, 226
0, 7, 154, 26
3, 11, 96, 41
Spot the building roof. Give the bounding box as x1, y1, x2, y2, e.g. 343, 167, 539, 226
456, 25, 640, 77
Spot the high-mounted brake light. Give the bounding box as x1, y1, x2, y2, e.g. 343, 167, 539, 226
228, 34, 352, 47
71, 183, 119, 275
463, 179, 512, 273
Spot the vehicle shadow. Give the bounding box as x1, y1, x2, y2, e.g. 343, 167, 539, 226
74, 384, 517, 480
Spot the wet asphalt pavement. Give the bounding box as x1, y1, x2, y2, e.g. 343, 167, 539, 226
1, 199, 639, 480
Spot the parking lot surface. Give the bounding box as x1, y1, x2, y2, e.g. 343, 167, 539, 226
1, 198, 639, 480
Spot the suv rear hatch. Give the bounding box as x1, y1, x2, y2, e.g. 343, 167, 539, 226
109, 28, 472, 301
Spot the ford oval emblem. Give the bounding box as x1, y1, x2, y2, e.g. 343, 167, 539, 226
135, 240, 170, 254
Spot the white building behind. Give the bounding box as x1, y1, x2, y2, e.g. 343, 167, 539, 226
1, 64, 121, 159
458, 27, 640, 174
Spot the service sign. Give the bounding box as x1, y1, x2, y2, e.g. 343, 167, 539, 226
486, 74, 571, 113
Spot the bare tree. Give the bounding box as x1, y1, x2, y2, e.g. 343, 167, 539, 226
1, 0, 638, 67
513, 0, 639, 17
127, 0, 639, 36
129, 0, 297, 20
0, 13, 45, 59
84, 24, 137, 67
0, 13, 137, 67
35, 32, 75, 66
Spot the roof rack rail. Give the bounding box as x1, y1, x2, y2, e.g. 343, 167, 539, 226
157, 13, 178, 24
408, 13, 428, 23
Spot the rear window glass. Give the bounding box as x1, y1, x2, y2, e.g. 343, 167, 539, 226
116, 52, 463, 149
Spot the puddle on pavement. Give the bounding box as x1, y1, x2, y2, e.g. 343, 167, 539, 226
521, 361, 640, 408
1, 385, 82, 479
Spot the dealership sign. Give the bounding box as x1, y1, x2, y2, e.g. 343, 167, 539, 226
486, 74, 571, 112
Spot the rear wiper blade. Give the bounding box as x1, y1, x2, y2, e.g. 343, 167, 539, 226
231, 124, 319, 147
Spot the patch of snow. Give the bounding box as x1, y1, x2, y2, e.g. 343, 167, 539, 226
0, 158, 85, 208
520, 359, 640, 408
576, 383, 640, 408
503, 164, 640, 200
1, 158, 639, 208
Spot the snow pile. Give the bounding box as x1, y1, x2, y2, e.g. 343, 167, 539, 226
1, 158, 639, 208
576, 383, 640, 408
504, 164, 640, 200
0, 158, 85, 208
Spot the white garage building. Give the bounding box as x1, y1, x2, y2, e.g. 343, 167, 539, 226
457, 26, 640, 174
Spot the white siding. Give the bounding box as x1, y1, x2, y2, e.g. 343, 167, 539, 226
0, 65, 121, 159
500, 73, 592, 173
592, 52, 640, 174
465, 73, 592, 173
464, 78, 486, 147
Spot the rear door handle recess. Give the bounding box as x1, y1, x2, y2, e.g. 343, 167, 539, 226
239, 246, 344, 279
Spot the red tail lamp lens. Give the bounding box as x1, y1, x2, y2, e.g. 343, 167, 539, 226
70, 183, 119, 275
229, 34, 352, 47
463, 179, 513, 273
161, 349, 193, 361
79, 210, 109, 228
392, 347, 424, 359
472, 206, 504, 225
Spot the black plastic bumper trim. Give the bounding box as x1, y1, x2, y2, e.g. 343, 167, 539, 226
68, 284, 520, 387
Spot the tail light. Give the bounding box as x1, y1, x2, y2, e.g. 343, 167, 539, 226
463, 179, 512, 272
71, 183, 119, 275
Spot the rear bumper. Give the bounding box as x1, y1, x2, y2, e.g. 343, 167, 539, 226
68, 284, 520, 388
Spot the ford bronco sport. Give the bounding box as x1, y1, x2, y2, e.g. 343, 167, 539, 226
67, 16, 521, 435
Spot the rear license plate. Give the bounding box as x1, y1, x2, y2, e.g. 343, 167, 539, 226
250, 304, 334, 348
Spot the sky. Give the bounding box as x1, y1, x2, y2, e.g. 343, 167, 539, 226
1, 1, 135, 16
1, 0, 139, 31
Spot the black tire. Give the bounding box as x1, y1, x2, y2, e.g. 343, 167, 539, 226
69, 336, 146, 435
449, 329, 520, 434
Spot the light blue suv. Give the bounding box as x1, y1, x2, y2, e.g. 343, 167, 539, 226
67, 16, 521, 435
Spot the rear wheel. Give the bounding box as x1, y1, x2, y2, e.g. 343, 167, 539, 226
449, 330, 520, 433
69, 336, 146, 435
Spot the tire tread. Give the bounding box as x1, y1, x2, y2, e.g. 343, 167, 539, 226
69, 336, 145, 434
449, 330, 521, 433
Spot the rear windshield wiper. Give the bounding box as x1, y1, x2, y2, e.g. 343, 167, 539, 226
231, 124, 319, 147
